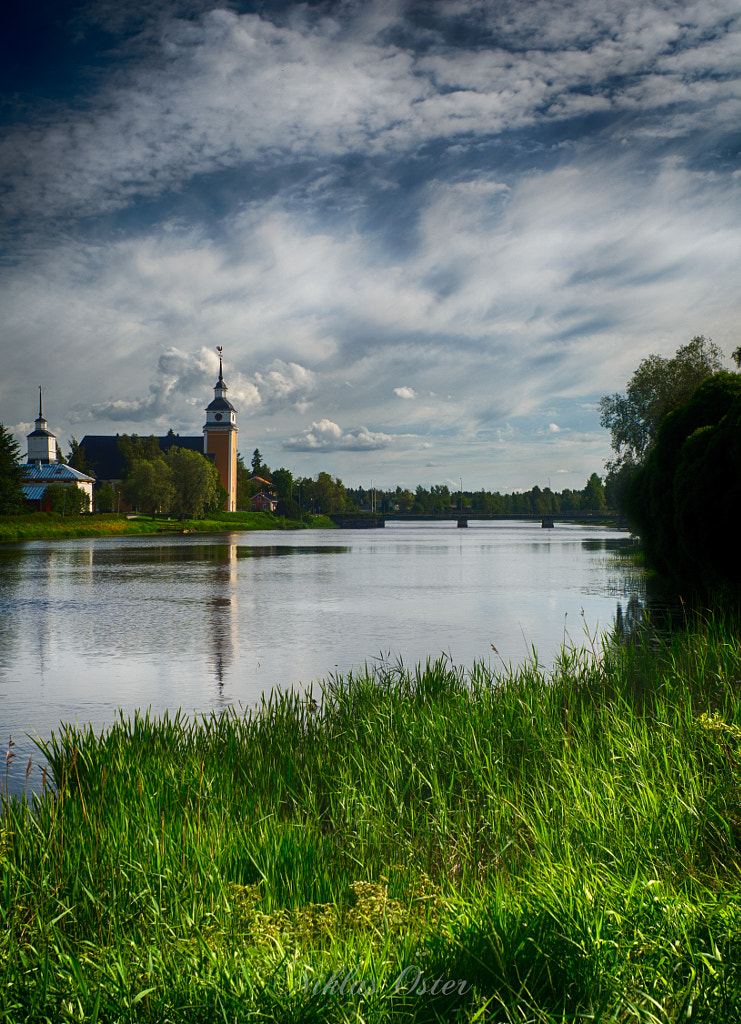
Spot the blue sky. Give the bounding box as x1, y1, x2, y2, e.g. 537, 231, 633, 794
1, 0, 739, 491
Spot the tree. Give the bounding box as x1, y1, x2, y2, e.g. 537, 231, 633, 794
626, 372, 741, 594
67, 437, 92, 475
165, 447, 225, 518
117, 434, 162, 471
45, 483, 90, 515
602, 464, 633, 515
123, 458, 174, 516
95, 482, 117, 512
600, 335, 725, 472
236, 453, 260, 509
251, 449, 270, 478
0, 424, 24, 514
581, 473, 607, 511
301, 472, 348, 514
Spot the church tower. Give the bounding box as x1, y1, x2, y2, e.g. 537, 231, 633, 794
203, 348, 238, 511
26, 387, 57, 464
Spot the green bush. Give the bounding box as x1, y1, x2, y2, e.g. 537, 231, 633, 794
626, 372, 741, 594
44, 482, 91, 515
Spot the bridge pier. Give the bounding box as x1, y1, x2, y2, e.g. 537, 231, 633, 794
541, 515, 554, 528
457, 517, 468, 527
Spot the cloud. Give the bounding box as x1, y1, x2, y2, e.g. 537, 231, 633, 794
2, 0, 740, 491
283, 419, 393, 452
2, 0, 739, 235
68, 345, 320, 427
69, 346, 261, 425
253, 360, 317, 412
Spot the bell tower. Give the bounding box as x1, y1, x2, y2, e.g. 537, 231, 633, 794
203, 348, 238, 511
27, 387, 57, 464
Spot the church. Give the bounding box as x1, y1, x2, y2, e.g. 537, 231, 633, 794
80, 349, 239, 511
25, 349, 239, 512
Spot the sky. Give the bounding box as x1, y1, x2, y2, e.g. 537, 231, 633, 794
1, 0, 739, 492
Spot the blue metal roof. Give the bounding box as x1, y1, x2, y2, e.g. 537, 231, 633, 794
23, 462, 94, 482
23, 485, 48, 500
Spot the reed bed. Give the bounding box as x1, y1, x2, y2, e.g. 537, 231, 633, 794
2, 617, 741, 1022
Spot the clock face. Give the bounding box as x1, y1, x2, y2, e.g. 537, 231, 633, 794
215, 413, 223, 421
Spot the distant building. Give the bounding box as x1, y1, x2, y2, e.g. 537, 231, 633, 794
22, 389, 95, 509
250, 491, 278, 513
79, 350, 240, 511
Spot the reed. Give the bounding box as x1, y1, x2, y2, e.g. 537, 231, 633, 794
2, 615, 741, 1021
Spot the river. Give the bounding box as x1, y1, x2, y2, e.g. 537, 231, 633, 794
0, 521, 644, 797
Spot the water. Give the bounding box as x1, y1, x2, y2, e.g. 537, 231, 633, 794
0, 521, 643, 796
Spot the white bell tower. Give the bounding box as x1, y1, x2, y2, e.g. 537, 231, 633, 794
26, 387, 57, 464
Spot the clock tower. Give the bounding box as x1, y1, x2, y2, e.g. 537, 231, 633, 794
203, 348, 238, 511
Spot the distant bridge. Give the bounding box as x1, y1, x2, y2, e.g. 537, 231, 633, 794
328, 510, 620, 529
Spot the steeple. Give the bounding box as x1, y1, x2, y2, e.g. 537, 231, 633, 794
27, 386, 57, 464
214, 347, 227, 397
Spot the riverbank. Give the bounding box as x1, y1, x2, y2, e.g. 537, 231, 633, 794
0, 510, 335, 543
2, 617, 741, 1021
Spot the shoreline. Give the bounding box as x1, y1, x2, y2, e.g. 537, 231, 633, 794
0, 510, 335, 544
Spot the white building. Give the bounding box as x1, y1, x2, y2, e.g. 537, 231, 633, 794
22, 389, 95, 509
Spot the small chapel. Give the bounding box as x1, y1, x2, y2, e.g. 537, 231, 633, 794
22, 389, 95, 509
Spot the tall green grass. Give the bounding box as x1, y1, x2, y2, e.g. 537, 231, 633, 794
2, 617, 741, 1021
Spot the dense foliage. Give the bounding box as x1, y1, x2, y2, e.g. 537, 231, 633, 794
600, 335, 724, 472
120, 439, 226, 517
44, 482, 90, 515
0, 423, 24, 514
627, 372, 741, 594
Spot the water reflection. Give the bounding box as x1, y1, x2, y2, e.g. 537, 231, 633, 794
206, 544, 237, 692
1, 525, 644, 798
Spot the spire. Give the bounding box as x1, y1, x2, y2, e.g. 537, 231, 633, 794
215, 346, 226, 391
27, 387, 56, 464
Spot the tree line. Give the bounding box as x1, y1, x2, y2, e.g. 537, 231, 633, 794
242, 448, 609, 517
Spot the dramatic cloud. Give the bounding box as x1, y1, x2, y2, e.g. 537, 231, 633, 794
2, 0, 740, 488
283, 419, 393, 452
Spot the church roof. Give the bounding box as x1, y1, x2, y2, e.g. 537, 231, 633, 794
206, 396, 236, 412
23, 463, 95, 483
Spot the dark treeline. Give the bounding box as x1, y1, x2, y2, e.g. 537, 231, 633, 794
244, 449, 609, 516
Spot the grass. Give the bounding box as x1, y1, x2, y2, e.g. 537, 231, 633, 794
2, 616, 741, 1021
0, 510, 334, 543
